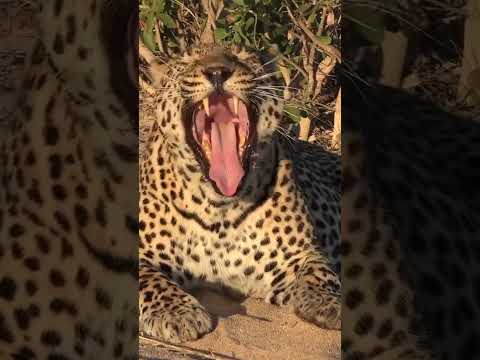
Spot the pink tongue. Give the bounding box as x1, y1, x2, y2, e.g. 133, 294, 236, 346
208, 106, 245, 197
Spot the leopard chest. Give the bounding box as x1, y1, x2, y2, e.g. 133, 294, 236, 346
142, 201, 314, 297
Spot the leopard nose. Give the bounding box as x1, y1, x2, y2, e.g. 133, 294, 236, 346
203, 66, 233, 91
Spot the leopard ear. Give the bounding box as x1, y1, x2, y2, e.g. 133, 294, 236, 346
139, 40, 157, 64
139, 40, 169, 88
149, 62, 169, 88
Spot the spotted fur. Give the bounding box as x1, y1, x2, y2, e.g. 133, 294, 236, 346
0, 1, 138, 359
342, 80, 480, 359
139, 45, 341, 343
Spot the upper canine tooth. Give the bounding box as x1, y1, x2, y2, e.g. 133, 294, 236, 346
233, 96, 239, 115
203, 98, 210, 116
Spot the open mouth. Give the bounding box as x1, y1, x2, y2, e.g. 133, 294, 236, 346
185, 94, 256, 197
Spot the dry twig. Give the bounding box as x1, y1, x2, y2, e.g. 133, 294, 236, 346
200, 0, 224, 44
298, 117, 311, 141
140, 335, 237, 360
332, 88, 341, 149
285, 4, 341, 63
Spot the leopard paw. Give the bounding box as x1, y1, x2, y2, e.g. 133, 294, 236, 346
140, 302, 214, 343
294, 291, 341, 330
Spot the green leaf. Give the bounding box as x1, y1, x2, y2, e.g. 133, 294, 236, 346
142, 30, 156, 52
142, 12, 156, 51
234, 23, 251, 46
158, 13, 176, 29
233, 32, 242, 44
214, 28, 229, 41
316, 35, 332, 45
307, 11, 317, 25
233, 0, 246, 6
245, 17, 255, 30
217, 17, 228, 26
284, 105, 302, 123
167, 40, 179, 48
153, 0, 165, 14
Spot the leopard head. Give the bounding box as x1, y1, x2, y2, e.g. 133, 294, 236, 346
151, 44, 284, 197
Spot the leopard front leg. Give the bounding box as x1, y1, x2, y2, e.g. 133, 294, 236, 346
139, 261, 214, 343
266, 254, 341, 330
293, 256, 341, 329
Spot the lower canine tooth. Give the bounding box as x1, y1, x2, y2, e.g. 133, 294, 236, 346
233, 96, 239, 115
203, 98, 210, 116
239, 135, 245, 148
202, 133, 210, 147
204, 144, 211, 159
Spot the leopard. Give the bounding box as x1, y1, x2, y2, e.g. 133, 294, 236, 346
341, 77, 480, 360
0, 1, 138, 359
138, 44, 342, 343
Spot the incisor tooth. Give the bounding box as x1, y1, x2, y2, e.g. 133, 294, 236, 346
203, 97, 210, 116
233, 96, 239, 115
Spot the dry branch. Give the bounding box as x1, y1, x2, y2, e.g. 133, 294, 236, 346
200, 0, 224, 44
140, 335, 236, 360
298, 117, 311, 141
139, 39, 169, 88
332, 88, 341, 149
314, 55, 336, 100
154, 20, 165, 53
285, 4, 341, 63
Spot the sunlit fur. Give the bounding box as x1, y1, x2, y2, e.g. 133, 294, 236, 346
144, 44, 285, 201
139, 45, 341, 343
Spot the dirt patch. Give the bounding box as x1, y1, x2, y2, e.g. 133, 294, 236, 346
140, 289, 340, 360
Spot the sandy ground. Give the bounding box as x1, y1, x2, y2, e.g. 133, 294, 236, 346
139, 289, 340, 360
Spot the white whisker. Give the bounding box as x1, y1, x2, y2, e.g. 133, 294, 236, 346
252, 71, 282, 81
